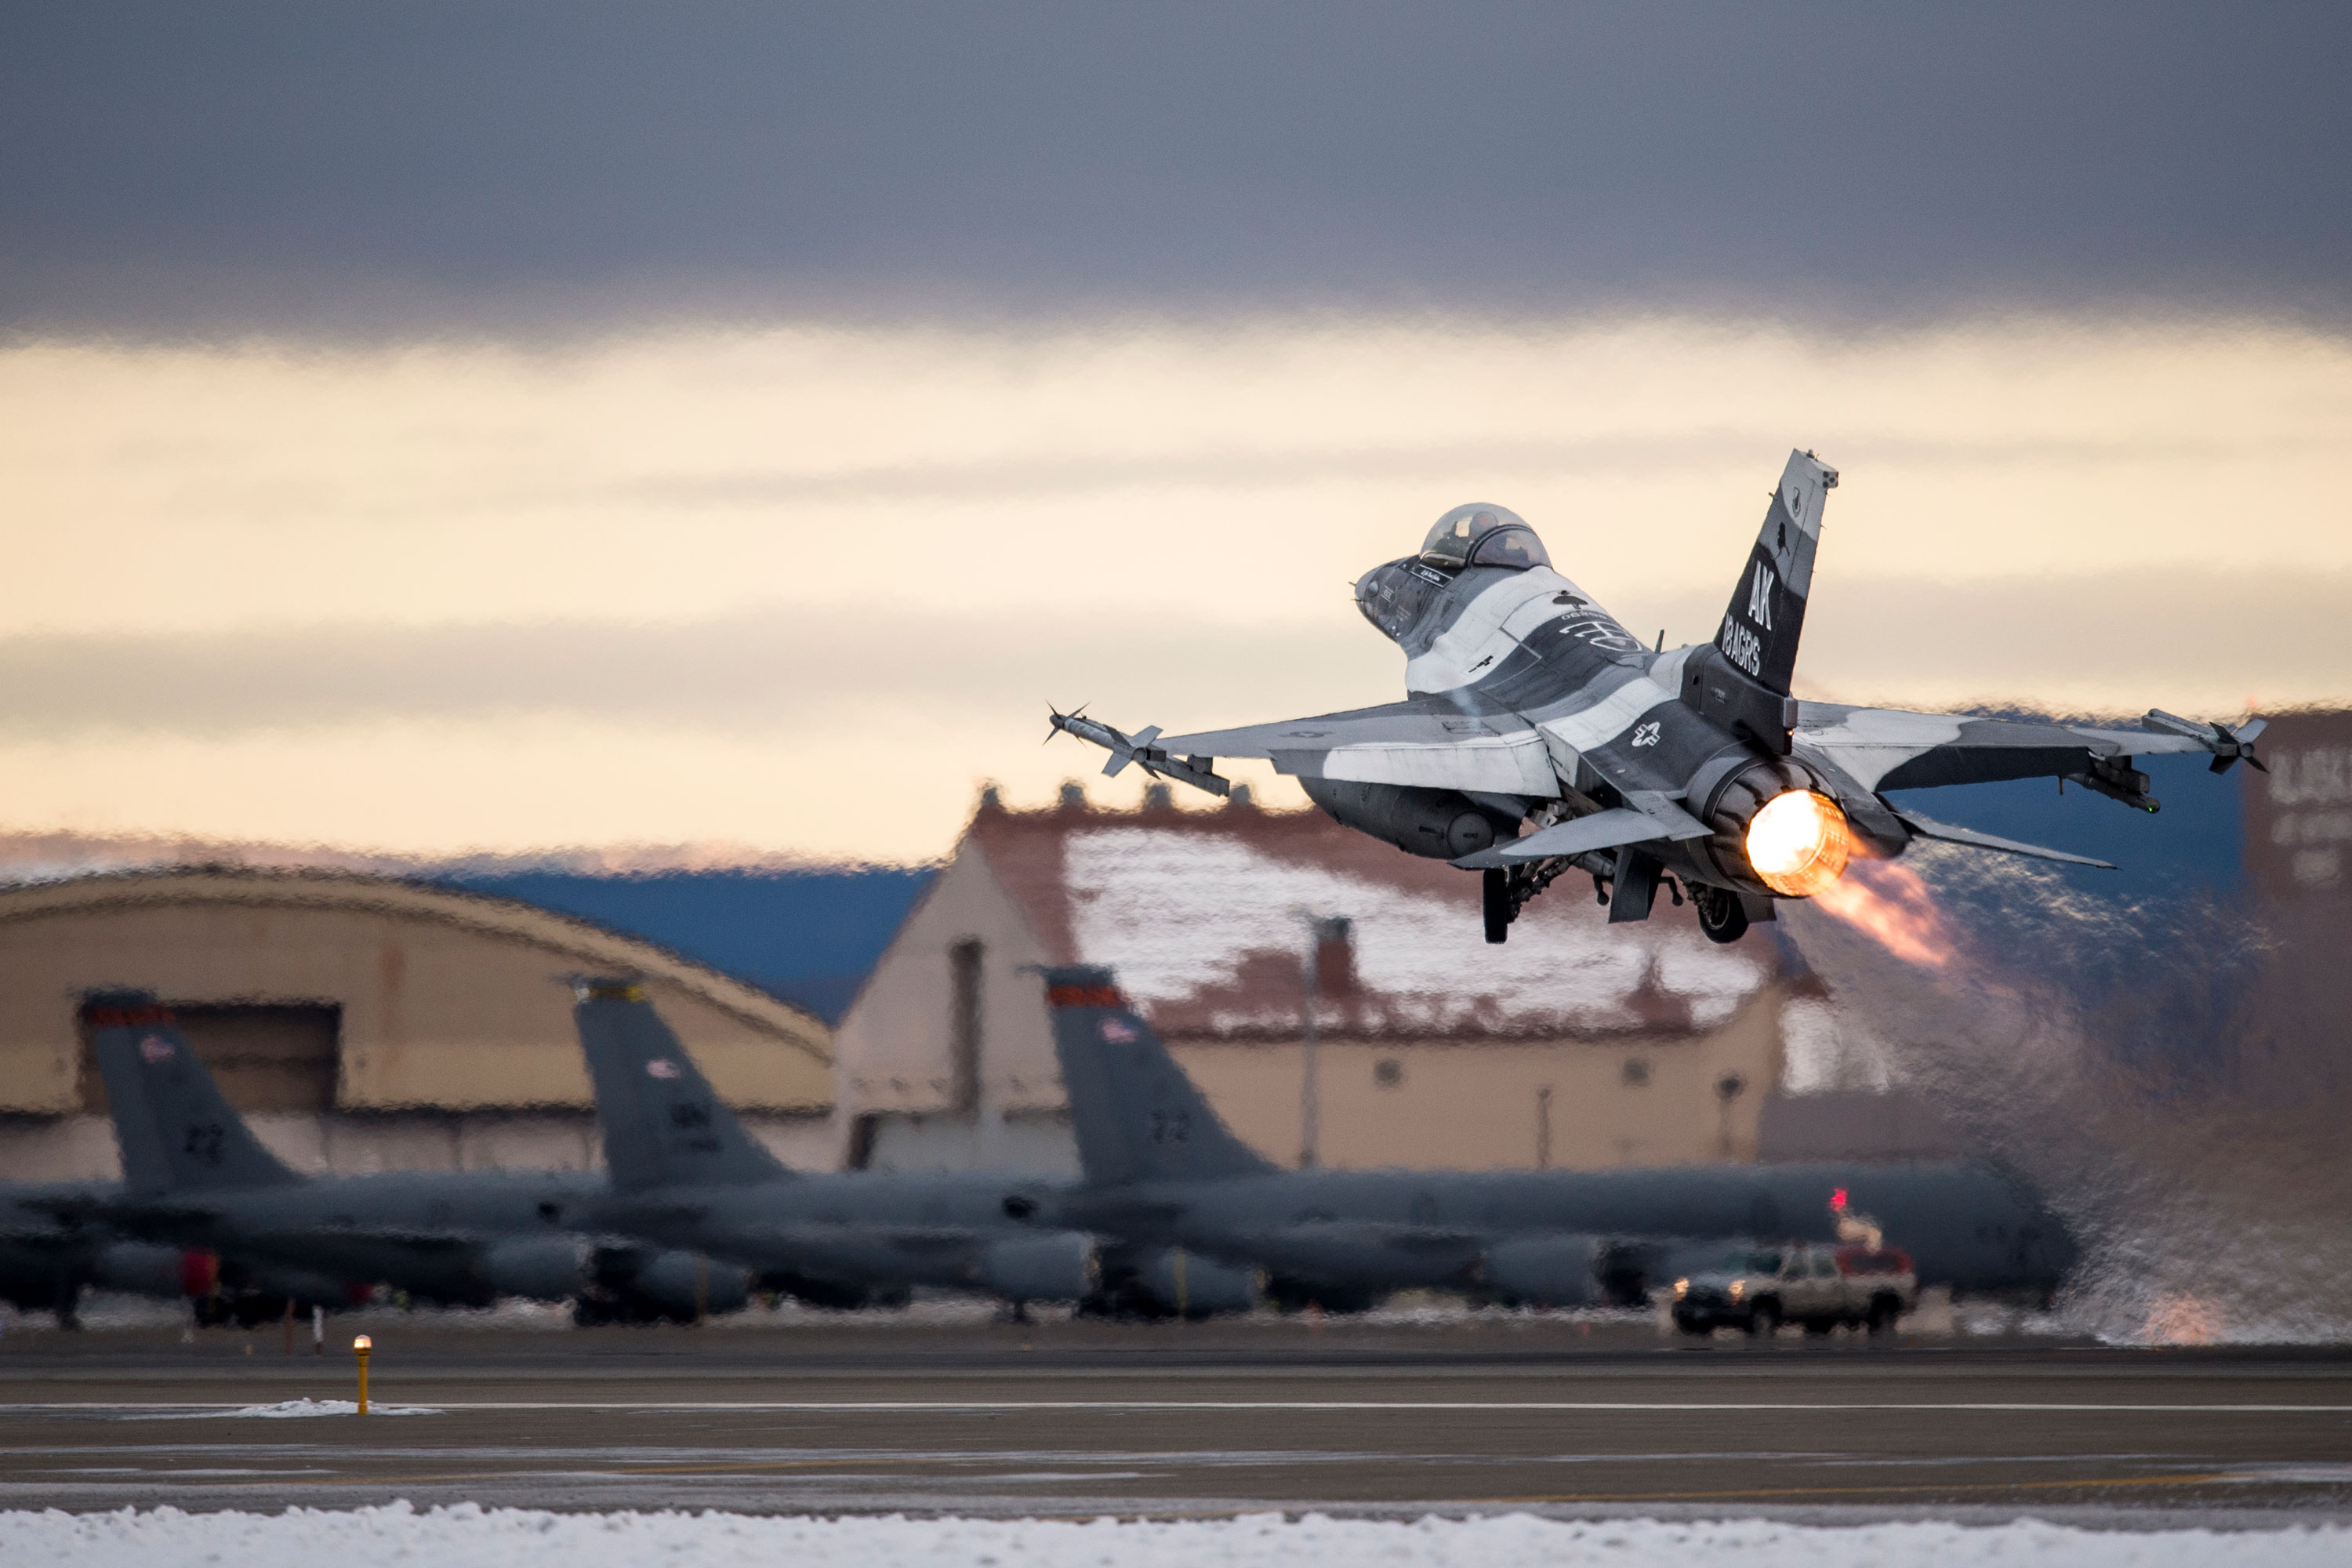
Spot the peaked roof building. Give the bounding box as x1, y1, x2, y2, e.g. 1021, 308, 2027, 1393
833, 789, 1794, 1174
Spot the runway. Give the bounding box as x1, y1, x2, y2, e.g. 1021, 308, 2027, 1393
4, 1319, 2350, 1525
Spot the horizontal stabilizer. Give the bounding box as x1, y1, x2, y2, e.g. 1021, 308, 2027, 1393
1452, 802, 1708, 869
1893, 810, 2115, 869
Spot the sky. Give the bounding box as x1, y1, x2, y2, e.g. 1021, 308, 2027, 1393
3, 3, 2348, 863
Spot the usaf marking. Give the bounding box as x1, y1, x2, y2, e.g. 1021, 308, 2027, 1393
1719, 612, 1765, 678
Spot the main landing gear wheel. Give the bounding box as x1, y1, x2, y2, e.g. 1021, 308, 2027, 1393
1482, 868, 1512, 944
1693, 884, 1750, 945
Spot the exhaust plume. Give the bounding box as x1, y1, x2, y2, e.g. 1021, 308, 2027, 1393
1781, 844, 2352, 1344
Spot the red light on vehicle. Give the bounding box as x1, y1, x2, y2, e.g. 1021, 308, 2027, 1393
1830, 1188, 1848, 1210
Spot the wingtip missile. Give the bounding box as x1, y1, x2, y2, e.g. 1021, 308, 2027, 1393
1047, 709, 1231, 797
2143, 708, 2268, 774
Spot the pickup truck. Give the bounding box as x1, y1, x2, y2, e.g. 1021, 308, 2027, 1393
1670, 1241, 1916, 1337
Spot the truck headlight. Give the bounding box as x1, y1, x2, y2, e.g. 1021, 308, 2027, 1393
1673, 1278, 1689, 1300
1729, 1280, 1744, 1301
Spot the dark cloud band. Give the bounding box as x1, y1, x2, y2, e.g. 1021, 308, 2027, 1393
5, 2, 2349, 339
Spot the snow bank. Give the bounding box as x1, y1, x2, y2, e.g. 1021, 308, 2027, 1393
129, 1398, 441, 1419
4, 1503, 2343, 1566
220, 1399, 441, 1418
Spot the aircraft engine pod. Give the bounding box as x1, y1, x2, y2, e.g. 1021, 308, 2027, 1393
1697, 756, 1852, 898
628, 1249, 752, 1320
1135, 1247, 1259, 1318
1300, 777, 1508, 859
477, 1236, 590, 1302
1480, 1233, 1603, 1307
978, 1231, 1099, 1301
83, 1241, 203, 1300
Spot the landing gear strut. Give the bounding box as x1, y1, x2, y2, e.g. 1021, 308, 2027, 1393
1483, 856, 1581, 943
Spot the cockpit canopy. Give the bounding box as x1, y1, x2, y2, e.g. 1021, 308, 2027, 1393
1418, 503, 1550, 571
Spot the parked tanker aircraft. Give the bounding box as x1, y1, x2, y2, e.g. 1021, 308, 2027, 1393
570, 978, 1097, 1310
1053, 450, 2264, 942
0, 1182, 234, 1327
1028, 966, 2076, 1312
69, 992, 733, 1324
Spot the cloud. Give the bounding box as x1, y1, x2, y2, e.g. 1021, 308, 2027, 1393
0, 565, 2339, 747
5, 2, 2350, 337
1, 309, 2341, 857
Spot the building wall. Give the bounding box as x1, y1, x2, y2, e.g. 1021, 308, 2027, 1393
831, 841, 1065, 1166
1171, 988, 1784, 1171
833, 828, 1789, 1173
0, 871, 835, 1180
0, 884, 829, 1116
2245, 709, 2352, 901
1755, 1089, 1969, 1163
858, 1109, 1079, 1176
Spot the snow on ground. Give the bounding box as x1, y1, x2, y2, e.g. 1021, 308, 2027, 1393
3, 1504, 2344, 1567
129, 1398, 441, 1419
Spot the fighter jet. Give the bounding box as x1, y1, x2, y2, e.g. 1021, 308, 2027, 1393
1052, 452, 2264, 942
74, 990, 735, 1323
570, 978, 1097, 1311
1028, 965, 2075, 1312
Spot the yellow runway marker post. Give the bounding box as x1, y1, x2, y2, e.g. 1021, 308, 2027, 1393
352, 1335, 372, 1415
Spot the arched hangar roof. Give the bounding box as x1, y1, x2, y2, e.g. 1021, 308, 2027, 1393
0, 866, 829, 1114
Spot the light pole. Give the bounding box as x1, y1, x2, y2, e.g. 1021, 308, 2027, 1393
1715, 1072, 1748, 1160
1298, 913, 1349, 1169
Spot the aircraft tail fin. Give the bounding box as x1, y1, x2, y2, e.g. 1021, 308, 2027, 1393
1042, 966, 1277, 1186
571, 978, 790, 1191
1714, 449, 1838, 695
83, 991, 305, 1196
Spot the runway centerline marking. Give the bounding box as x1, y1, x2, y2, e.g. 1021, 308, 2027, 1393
16, 1399, 2352, 1415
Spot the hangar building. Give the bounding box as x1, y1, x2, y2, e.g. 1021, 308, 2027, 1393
0, 867, 833, 1182
831, 788, 1799, 1175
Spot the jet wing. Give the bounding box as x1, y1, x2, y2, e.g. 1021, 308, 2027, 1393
1794, 704, 2263, 793
1156, 698, 1558, 797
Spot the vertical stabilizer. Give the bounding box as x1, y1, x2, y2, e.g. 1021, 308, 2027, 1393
84, 990, 304, 1196
1042, 967, 1276, 1186
1714, 448, 1838, 695
571, 978, 789, 1191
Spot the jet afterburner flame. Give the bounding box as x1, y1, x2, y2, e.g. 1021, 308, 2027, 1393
1744, 789, 1852, 898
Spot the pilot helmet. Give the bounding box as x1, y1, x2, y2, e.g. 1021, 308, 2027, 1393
1417, 503, 1549, 571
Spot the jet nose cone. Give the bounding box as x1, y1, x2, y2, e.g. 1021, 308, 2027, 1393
1356, 559, 1436, 643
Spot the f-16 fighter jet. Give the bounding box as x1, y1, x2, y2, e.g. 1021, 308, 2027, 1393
1033, 966, 2074, 1312
1053, 451, 2265, 943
